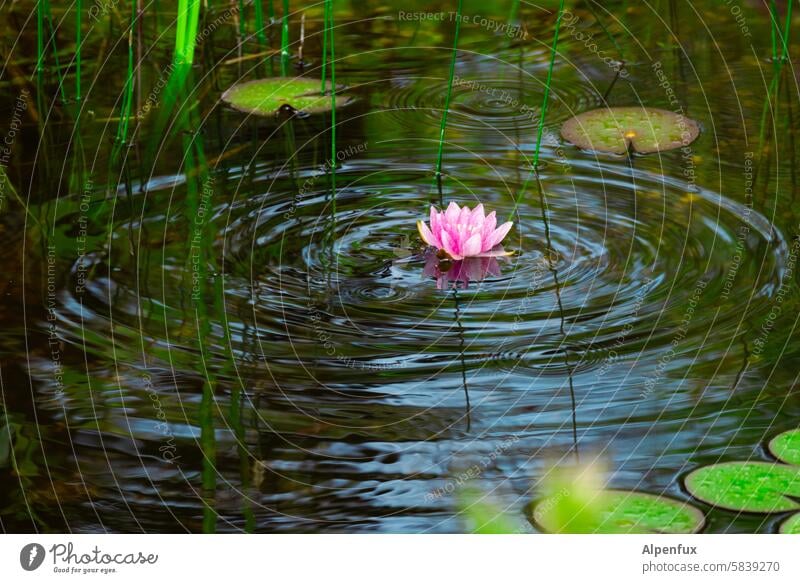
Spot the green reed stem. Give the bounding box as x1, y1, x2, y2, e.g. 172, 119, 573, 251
281, 0, 290, 76
43, 0, 69, 103
507, 0, 520, 24
770, 0, 780, 73
174, 65, 217, 532
37, 0, 44, 88
779, 0, 793, 62
174, 0, 202, 65
254, 0, 267, 45
434, 0, 463, 182
757, 0, 794, 161
267, 0, 276, 74
321, 0, 330, 93
532, 1, 564, 173
228, 379, 255, 532
509, 0, 565, 220
239, 0, 246, 39
34, 0, 68, 103
586, 0, 624, 59
112, 2, 137, 163
328, 0, 336, 207
76, 0, 82, 102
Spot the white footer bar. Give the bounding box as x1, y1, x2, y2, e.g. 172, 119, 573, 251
1, 534, 797, 582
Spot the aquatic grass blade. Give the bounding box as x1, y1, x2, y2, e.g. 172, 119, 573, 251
509, 0, 565, 220
329, 0, 336, 208
281, 0, 290, 76
434, 0, 463, 185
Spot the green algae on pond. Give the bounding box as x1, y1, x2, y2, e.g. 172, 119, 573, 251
529, 490, 705, 534
561, 107, 700, 154
221, 77, 351, 117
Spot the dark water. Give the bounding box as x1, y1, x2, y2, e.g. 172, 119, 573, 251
1, 1, 800, 533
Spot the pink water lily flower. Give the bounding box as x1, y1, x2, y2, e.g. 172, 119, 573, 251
417, 202, 513, 260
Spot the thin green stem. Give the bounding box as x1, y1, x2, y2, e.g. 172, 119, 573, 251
43, 0, 69, 103
37, 0, 44, 88
509, 0, 565, 220
757, 0, 794, 162
507, 0, 520, 24
770, 0, 780, 73
434, 0, 463, 181
321, 0, 329, 93
254, 1, 267, 45
112, 2, 137, 163
174, 0, 201, 65
328, 0, 336, 209
76, 0, 81, 102
267, 0, 276, 75
174, 65, 217, 532
586, 0, 624, 59
281, 0, 290, 76
779, 0, 793, 62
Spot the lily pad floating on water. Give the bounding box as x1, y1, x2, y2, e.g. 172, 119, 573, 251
684, 462, 800, 513
561, 107, 700, 154
221, 77, 351, 117
779, 513, 800, 534
530, 490, 705, 534
458, 486, 527, 534
768, 429, 800, 466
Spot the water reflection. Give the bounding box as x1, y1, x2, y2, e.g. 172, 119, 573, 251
422, 252, 508, 289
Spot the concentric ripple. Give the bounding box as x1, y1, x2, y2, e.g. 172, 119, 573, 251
382, 71, 606, 135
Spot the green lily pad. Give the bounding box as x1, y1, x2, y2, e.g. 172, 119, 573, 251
779, 513, 800, 534
769, 429, 800, 466
561, 107, 700, 154
530, 490, 705, 534
221, 77, 351, 117
458, 486, 526, 534
684, 462, 800, 513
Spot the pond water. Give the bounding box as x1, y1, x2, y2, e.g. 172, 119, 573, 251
1, 0, 799, 533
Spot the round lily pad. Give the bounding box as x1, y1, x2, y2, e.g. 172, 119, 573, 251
561, 107, 700, 154
530, 490, 705, 534
768, 429, 800, 466
221, 77, 351, 117
684, 462, 800, 513
458, 486, 526, 534
779, 513, 800, 534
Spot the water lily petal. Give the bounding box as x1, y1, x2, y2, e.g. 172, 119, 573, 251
445, 201, 460, 224
462, 233, 483, 257
429, 206, 441, 236
475, 246, 513, 258
468, 204, 485, 229
440, 230, 462, 260
489, 221, 513, 248
458, 204, 471, 226
481, 211, 497, 250
417, 220, 440, 248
